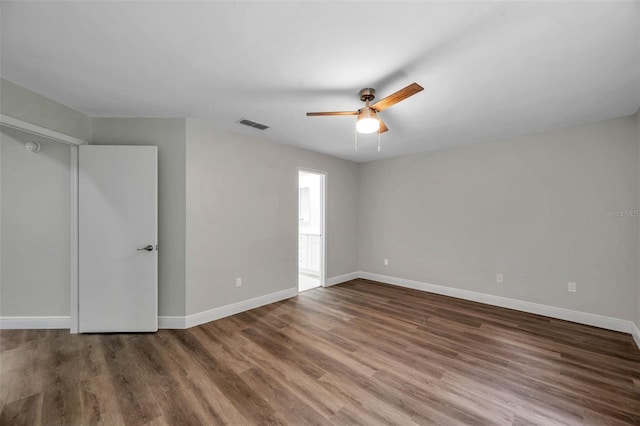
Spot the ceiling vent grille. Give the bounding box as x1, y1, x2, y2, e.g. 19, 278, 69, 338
238, 118, 270, 130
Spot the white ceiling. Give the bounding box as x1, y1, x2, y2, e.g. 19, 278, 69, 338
1, 1, 638, 162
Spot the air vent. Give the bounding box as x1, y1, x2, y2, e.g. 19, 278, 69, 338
238, 118, 270, 130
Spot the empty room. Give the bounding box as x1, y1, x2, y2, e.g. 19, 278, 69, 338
1, 1, 639, 425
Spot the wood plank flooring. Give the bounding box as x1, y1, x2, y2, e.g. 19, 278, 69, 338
2, 279, 640, 425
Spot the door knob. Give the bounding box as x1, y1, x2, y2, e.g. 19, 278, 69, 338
137, 245, 154, 251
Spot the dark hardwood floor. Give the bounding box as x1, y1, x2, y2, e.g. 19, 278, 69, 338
1, 279, 640, 425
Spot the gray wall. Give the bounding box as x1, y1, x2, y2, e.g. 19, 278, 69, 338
185, 119, 358, 315
2, 77, 638, 327
1, 127, 71, 316
92, 118, 187, 317
0, 78, 92, 141
359, 115, 639, 321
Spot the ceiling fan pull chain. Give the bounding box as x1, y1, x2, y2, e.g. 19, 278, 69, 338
377, 127, 381, 152
354, 127, 358, 152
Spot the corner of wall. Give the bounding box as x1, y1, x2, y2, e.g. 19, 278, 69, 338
91, 117, 188, 318
183, 118, 360, 318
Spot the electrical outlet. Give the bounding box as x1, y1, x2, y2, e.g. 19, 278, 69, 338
384, 258, 389, 266
236, 277, 242, 288
496, 273, 504, 283
568, 282, 576, 292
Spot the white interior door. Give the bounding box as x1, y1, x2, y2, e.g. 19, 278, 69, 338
79, 145, 157, 332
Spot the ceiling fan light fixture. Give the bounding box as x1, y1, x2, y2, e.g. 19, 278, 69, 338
306, 83, 423, 141
356, 107, 380, 134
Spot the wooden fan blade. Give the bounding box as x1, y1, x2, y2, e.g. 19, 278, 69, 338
378, 117, 389, 134
371, 83, 424, 112
306, 111, 358, 116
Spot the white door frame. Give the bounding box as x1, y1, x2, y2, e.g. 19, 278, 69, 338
70, 146, 79, 333
297, 167, 327, 289
0, 115, 87, 333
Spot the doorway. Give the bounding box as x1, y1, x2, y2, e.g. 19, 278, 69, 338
298, 169, 325, 292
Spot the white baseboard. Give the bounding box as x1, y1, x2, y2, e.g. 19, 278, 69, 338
158, 316, 186, 329
324, 271, 360, 287
631, 322, 640, 349
0, 316, 70, 329
4, 276, 637, 352
181, 287, 298, 329
359, 271, 639, 347
1, 288, 297, 331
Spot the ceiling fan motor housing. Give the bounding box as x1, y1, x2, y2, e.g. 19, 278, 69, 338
359, 88, 376, 102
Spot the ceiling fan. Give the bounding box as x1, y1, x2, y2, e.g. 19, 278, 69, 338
306, 82, 424, 135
